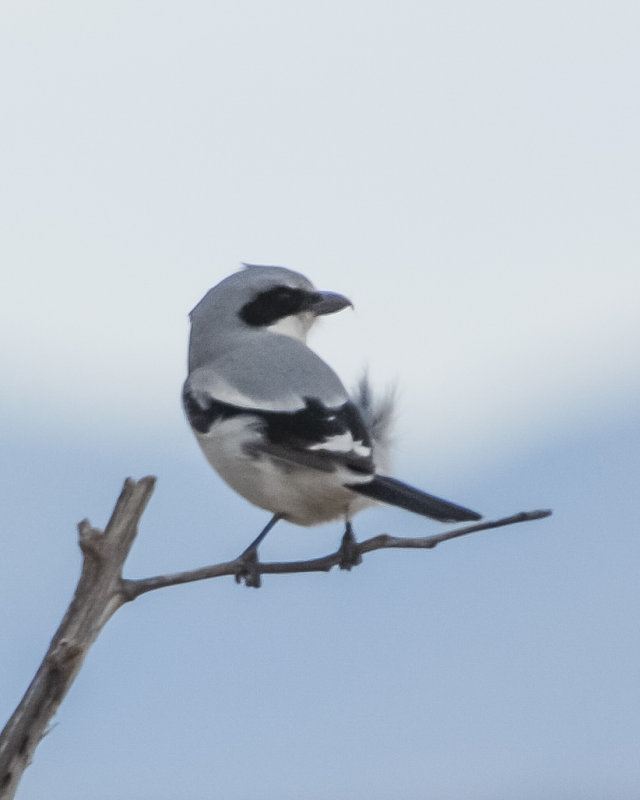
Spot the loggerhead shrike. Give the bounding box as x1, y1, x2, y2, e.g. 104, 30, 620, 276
183, 264, 481, 584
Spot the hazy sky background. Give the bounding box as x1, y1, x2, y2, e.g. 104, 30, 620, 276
1, 2, 639, 798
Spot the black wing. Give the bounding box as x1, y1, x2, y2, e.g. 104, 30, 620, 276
183, 384, 375, 475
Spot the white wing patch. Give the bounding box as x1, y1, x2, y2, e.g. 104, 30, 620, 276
308, 432, 372, 457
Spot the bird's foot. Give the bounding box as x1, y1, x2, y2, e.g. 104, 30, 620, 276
234, 546, 262, 588
338, 522, 362, 571
233, 515, 282, 588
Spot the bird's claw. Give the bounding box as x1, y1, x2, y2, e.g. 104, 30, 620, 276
235, 547, 262, 588
338, 524, 362, 571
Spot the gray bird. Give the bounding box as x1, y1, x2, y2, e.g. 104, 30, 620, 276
183, 264, 481, 584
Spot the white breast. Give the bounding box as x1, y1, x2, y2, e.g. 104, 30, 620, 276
194, 416, 375, 526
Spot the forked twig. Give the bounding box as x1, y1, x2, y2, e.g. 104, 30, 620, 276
0, 477, 551, 800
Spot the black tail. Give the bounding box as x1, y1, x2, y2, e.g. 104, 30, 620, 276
348, 475, 481, 523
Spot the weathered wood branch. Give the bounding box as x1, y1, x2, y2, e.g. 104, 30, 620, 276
122, 509, 551, 598
0, 477, 156, 800
0, 476, 551, 800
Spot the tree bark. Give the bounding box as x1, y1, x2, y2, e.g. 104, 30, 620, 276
0, 477, 156, 800
0, 475, 550, 799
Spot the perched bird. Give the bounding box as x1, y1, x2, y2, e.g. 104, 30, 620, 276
183, 264, 481, 584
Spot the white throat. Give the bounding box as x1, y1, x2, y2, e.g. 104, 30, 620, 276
267, 312, 315, 343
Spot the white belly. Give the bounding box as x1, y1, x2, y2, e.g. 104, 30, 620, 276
194, 416, 374, 526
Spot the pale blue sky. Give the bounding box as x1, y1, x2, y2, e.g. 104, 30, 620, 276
1, 2, 639, 798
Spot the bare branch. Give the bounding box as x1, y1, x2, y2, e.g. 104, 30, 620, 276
0, 477, 155, 800
123, 509, 552, 599
0, 475, 550, 800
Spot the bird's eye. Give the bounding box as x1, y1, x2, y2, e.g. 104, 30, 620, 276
240, 286, 310, 326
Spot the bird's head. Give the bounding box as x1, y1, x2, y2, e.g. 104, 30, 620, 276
189, 264, 352, 355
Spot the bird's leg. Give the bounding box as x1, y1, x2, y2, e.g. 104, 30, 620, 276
338, 521, 362, 571
235, 514, 282, 588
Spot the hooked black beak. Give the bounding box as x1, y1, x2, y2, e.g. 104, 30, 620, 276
309, 291, 353, 316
